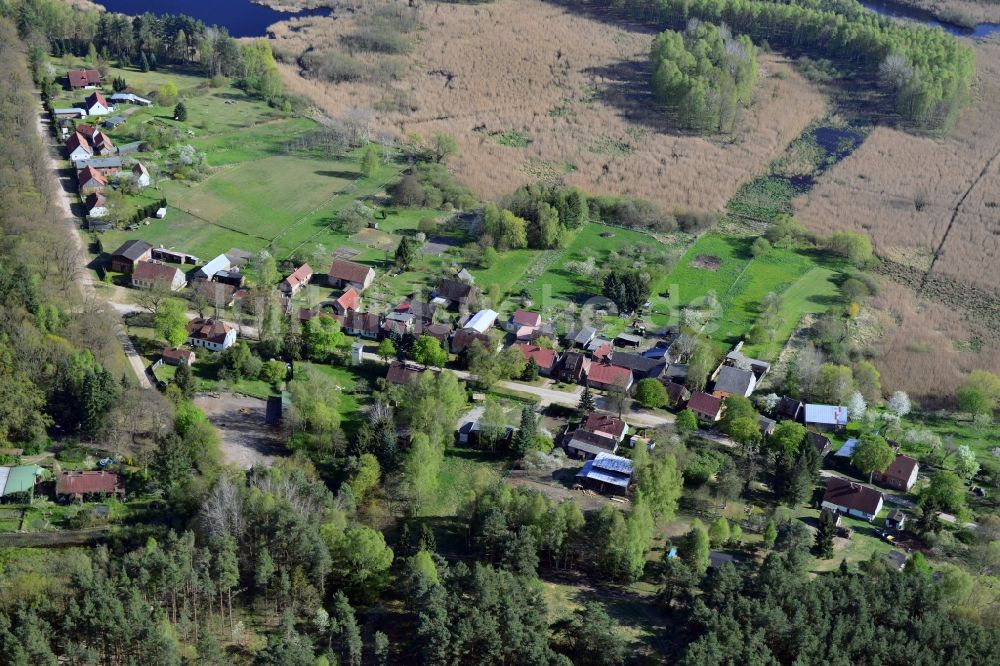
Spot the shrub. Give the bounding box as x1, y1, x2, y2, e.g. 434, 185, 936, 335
676, 209, 718, 233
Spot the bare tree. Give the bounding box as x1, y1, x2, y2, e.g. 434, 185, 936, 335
133, 281, 172, 315
201, 475, 246, 544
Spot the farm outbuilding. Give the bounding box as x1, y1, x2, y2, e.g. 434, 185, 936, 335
576, 452, 633, 496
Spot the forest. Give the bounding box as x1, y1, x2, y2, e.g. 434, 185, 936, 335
594, 0, 976, 130
650, 20, 758, 133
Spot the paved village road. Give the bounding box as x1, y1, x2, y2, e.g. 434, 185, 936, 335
34, 106, 152, 389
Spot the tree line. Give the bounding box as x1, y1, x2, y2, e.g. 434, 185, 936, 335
588, 0, 976, 130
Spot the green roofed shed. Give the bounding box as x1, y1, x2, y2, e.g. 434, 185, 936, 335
0, 464, 43, 499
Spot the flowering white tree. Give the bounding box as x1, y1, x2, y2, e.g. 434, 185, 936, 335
848, 391, 867, 420
887, 391, 912, 418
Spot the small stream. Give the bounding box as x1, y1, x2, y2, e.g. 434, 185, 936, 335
859, 0, 1000, 38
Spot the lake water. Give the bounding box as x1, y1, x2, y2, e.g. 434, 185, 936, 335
858, 0, 1000, 39
96, 0, 331, 38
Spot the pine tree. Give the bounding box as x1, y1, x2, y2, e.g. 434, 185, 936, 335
512, 406, 537, 454
521, 357, 540, 381
140, 51, 150, 72
174, 361, 196, 400
394, 237, 416, 270
578, 385, 596, 415
814, 510, 836, 559
174, 101, 188, 121
361, 143, 379, 178
398, 520, 414, 556
418, 523, 437, 553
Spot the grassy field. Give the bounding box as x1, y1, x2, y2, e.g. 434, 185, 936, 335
421, 446, 509, 518
658, 233, 845, 356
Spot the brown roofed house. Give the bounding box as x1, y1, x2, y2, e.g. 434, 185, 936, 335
434, 278, 474, 310
343, 310, 381, 338
688, 391, 723, 422
109, 239, 152, 273
451, 328, 491, 354
584, 413, 628, 442
821, 477, 884, 522
162, 347, 195, 366
280, 263, 313, 296
67, 68, 101, 89
77, 164, 107, 194
556, 351, 591, 384
385, 360, 425, 385
333, 287, 360, 315
56, 471, 124, 502
328, 258, 375, 291
586, 362, 633, 392
132, 260, 186, 291
424, 323, 453, 344
515, 343, 557, 376
65, 131, 93, 161
876, 454, 919, 491
186, 317, 237, 352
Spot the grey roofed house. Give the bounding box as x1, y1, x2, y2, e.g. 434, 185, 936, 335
117, 141, 143, 155
777, 396, 804, 421
73, 156, 123, 170
664, 363, 688, 382
614, 332, 642, 347
610, 351, 665, 379
586, 336, 614, 353
759, 415, 776, 437
575, 452, 633, 494
726, 341, 771, 379
108, 92, 153, 106
111, 239, 152, 262
713, 365, 757, 396
566, 325, 597, 347
565, 430, 619, 459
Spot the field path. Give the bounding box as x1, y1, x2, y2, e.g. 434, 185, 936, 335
921, 145, 1000, 292
33, 101, 152, 389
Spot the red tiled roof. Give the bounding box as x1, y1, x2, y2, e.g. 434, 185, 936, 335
511, 309, 542, 328
86, 91, 110, 109
688, 391, 723, 418
329, 258, 372, 284
283, 263, 313, 290
592, 343, 613, 361
78, 165, 106, 187
84, 192, 106, 211
66, 131, 92, 155
584, 413, 627, 440
77, 124, 97, 139
823, 477, 883, 516
67, 69, 100, 88
587, 363, 632, 387
344, 310, 380, 334
186, 317, 233, 344
515, 342, 556, 370
882, 454, 919, 483
56, 471, 120, 495
133, 260, 181, 284
162, 347, 194, 364
336, 287, 360, 311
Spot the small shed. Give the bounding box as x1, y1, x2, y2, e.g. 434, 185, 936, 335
885, 509, 906, 531
576, 452, 633, 496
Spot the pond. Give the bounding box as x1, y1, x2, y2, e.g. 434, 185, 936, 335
859, 0, 1000, 39
96, 0, 331, 38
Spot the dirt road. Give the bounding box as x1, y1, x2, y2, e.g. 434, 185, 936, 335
33, 105, 152, 389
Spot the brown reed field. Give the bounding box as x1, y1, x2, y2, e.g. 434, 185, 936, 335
793, 39, 1000, 296
269, 0, 826, 214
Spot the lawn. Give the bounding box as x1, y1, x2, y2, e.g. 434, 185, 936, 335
421, 446, 509, 518
658, 233, 845, 356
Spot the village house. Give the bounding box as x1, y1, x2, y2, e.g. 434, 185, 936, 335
583, 413, 628, 443
85, 192, 108, 218
162, 347, 196, 367
777, 396, 804, 422
885, 509, 906, 531
506, 309, 543, 340
614, 332, 642, 348
833, 438, 859, 468
586, 362, 633, 392
77, 165, 107, 194
565, 325, 597, 349
565, 429, 619, 460
343, 311, 381, 339
808, 431, 833, 458
132, 162, 150, 187
711, 365, 757, 398
556, 351, 591, 384
433, 278, 474, 310
424, 323, 453, 346
333, 287, 360, 316
463, 308, 498, 334
587, 337, 614, 360
193, 253, 233, 281
131, 260, 186, 291
451, 328, 492, 354
821, 477, 884, 522
876, 454, 920, 491
575, 452, 633, 496
67, 68, 101, 89
91, 130, 115, 155
84, 91, 113, 116
109, 240, 153, 274
662, 380, 690, 408
725, 341, 771, 379
66, 131, 93, 161
382, 311, 415, 338
515, 343, 557, 376
688, 391, 723, 423
610, 351, 665, 380
186, 318, 237, 352
396, 300, 437, 327
328, 258, 375, 292
75, 156, 123, 176
280, 263, 313, 296
805, 404, 849, 431
758, 415, 776, 438
385, 360, 426, 385
664, 363, 688, 384
55, 471, 124, 502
